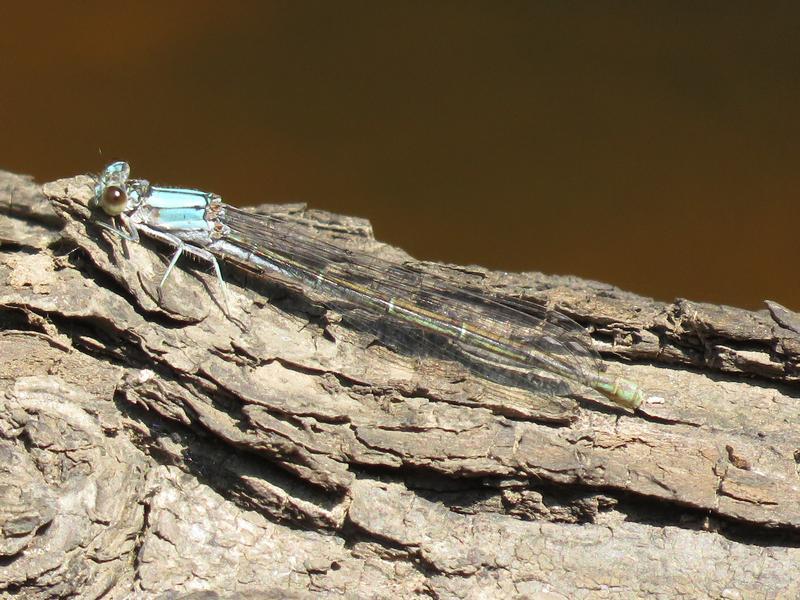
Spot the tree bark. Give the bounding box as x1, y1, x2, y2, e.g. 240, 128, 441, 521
1, 168, 799, 599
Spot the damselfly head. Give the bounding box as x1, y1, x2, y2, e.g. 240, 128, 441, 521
92, 161, 131, 216
99, 185, 128, 216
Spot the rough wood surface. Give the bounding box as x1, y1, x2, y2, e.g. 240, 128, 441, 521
1, 168, 799, 599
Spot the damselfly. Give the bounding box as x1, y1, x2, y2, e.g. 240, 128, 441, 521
66, 161, 654, 410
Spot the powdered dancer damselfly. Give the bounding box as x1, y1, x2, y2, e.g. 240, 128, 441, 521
77, 161, 654, 410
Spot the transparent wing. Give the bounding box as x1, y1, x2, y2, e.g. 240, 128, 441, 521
217, 205, 603, 393
343, 305, 578, 398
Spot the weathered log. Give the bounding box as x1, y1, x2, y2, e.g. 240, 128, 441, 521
1, 168, 799, 598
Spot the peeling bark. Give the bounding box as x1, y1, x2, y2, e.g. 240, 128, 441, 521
1, 169, 799, 599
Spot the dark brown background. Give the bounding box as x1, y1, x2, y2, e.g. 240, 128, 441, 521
2, 2, 798, 310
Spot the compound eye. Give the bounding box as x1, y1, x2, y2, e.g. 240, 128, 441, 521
100, 185, 127, 216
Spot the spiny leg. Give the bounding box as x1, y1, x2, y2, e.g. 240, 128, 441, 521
180, 245, 232, 315
160, 243, 185, 290
136, 228, 231, 314
96, 215, 140, 242
95, 216, 140, 260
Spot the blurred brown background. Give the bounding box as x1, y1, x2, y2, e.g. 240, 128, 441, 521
2, 2, 798, 310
